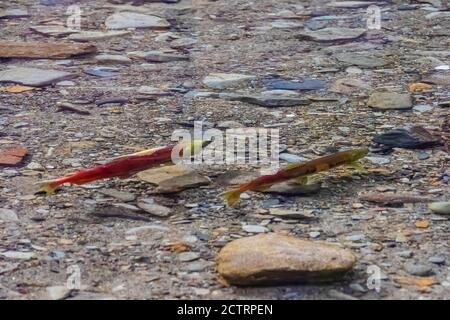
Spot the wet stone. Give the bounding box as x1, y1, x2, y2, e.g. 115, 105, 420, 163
46, 286, 71, 300
242, 224, 269, 233
297, 27, 366, 42
170, 37, 198, 49
129, 50, 189, 63
0, 41, 96, 59
99, 189, 136, 202
217, 233, 356, 286
261, 181, 321, 195
203, 73, 256, 89
68, 31, 131, 42
271, 20, 304, 29
105, 12, 170, 30
329, 78, 371, 94
219, 90, 311, 107
265, 78, 326, 91
428, 256, 445, 265
373, 126, 441, 149
428, 202, 450, 215
1, 251, 35, 260
327, 1, 379, 8
0, 67, 76, 87
178, 252, 200, 262
305, 19, 329, 31
0, 208, 19, 222
0, 9, 29, 19
268, 208, 315, 220
334, 53, 389, 68
137, 200, 172, 218
404, 263, 433, 277
137, 165, 210, 193
95, 54, 131, 65
84, 67, 120, 78
367, 92, 412, 110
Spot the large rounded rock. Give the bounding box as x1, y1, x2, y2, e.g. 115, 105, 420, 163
217, 233, 356, 286
367, 92, 412, 110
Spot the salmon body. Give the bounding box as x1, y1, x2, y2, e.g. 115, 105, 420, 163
222, 148, 369, 206
40, 139, 207, 195
40, 146, 174, 194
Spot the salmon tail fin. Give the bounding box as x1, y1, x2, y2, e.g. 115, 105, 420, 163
39, 180, 60, 195
221, 189, 243, 207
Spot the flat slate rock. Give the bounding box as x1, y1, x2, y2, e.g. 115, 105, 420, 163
137, 165, 210, 194
297, 27, 366, 42
0, 67, 76, 87
30, 25, 78, 37
305, 19, 329, 31
265, 78, 327, 90
128, 50, 189, 62
334, 52, 389, 68
0, 208, 19, 222
84, 67, 120, 78
329, 78, 371, 94
428, 202, 450, 215
220, 90, 311, 107
261, 181, 322, 195
137, 200, 172, 218
372, 126, 442, 149
95, 54, 131, 65
271, 20, 304, 29
0, 41, 97, 59
217, 233, 356, 286
367, 92, 412, 110
327, 1, 380, 8
1, 251, 35, 260
203, 73, 256, 89
0, 9, 29, 19
68, 30, 131, 42
422, 72, 450, 86
105, 12, 170, 30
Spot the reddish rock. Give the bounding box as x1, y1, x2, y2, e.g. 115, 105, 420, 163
0, 145, 27, 166
0, 41, 97, 59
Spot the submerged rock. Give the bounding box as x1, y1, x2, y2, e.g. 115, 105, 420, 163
137, 165, 210, 193
0, 41, 96, 59
68, 30, 131, 42
219, 90, 311, 107
261, 181, 322, 195
0, 208, 19, 222
334, 53, 389, 68
265, 78, 327, 91
217, 233, 356, 286
0, 67, 76, 87
297, 27, 366, 42
428, 202, 450, 215
128, 50, 189, 62
367, 92, 412, 110
105, 12, 170, 30
373, 126, 441, 149
203, 73, 256, 89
